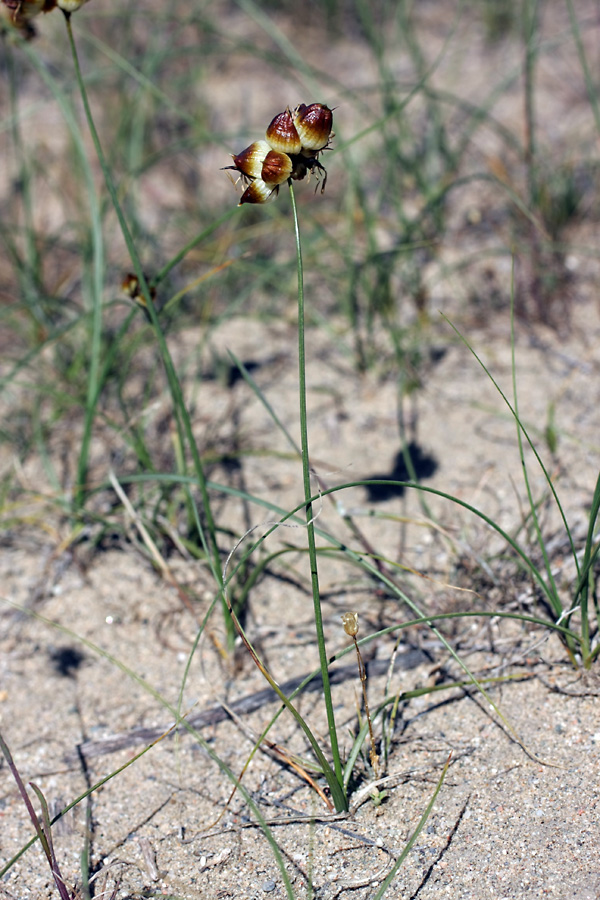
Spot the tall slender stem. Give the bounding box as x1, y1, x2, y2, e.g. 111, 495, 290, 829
289, 182, 346, 810
64, 14, 226, 616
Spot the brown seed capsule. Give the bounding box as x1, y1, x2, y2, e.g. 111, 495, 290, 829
2, 0, 46, 21
293, 103, 333, 153
261, 149, 293, 186
121, 272, 140, 298
342, 611, 359, 637
231, 140, 271, 180
121, 273, 157, 315
0, 8, 31, 37
239, 179, 278, 206
266, 108, 302, 156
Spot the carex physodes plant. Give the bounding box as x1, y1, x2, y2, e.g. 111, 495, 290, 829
222, 102, 356, 811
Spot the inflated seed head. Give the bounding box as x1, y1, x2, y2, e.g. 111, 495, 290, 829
231, 141, 271, 180
293, 103, 333, 152
239, 179, 278, 205
261, 149, 293, 186
265, 108, 302, 156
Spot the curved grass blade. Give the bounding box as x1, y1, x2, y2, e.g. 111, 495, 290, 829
372, 753, 452, 900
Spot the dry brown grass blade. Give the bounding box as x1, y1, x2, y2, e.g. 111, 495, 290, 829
108, 468, 198, 619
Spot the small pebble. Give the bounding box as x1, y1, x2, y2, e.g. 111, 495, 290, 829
262, 879, 276, 892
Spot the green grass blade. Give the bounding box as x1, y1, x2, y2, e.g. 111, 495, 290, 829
442, 314, 579, 578
509, 284, 562, 615
372, 753, 451, 899
62, 15, 230, 638
19, 38, 104, 512
227, 349, 301, 456
565, 0, 600, 137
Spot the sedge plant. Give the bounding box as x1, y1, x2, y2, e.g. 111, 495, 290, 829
42, 7, 242, 647
443, 293, 600, 669
223, 103, 351, 809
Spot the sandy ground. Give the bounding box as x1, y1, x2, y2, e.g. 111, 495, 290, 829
2, 303, 600, 899
2, 1, 600, 898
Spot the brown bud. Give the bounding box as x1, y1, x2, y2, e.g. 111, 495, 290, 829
261, 149, 293, 186
342, 611, 359, 637
266, 109, 302, 156
121, 273, 156, 311
293, 103, 333, 153
121, 273, 140, 298
239, 179, 278, 206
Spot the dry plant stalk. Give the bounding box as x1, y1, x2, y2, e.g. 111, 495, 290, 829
341, 612, 380, 778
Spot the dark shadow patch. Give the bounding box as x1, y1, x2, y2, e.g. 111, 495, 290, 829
365, 441, 437, 502
203, 358, 262, 388
49, 646, 85, 678
218, 453, 243, 474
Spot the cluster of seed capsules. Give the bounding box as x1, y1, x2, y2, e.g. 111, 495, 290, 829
226, 103, 334, 205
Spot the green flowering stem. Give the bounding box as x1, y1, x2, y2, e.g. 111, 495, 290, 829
63, 13, 226, 624
289, 181, 347, 811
